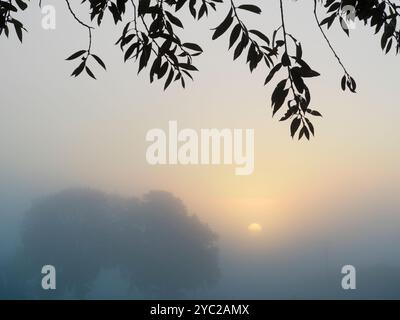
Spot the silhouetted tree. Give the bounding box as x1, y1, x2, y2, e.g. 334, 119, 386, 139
1, 0, 399, 139
13, 189, 219, 298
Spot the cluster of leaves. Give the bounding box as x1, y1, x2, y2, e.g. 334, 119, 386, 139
83, 0, 129, 25
1, 0, 399, 140
66, 49, 106, 79
212, 3, 275, 71
115, 0, 207, 89
0, 0, 28, 42
66, 0, 223, 89
211, 2, 322, 139
266, 32, 322, 140
322, 0, 400, 55
164, 0, 223, 20
321, 0, 400, 92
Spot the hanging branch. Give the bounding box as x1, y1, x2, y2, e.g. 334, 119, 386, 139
313, 0, 356, 93
65, 0, 106, 79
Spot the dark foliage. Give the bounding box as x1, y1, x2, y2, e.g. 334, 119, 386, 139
1, 0, 399, 139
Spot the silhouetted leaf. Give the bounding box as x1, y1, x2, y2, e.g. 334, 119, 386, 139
66, 50, 87, 61
238, 4, 261, 15
86, 66, 96, 79
212, 9, 233, 40
290, 118, 301, 138
91, 54, 106, 70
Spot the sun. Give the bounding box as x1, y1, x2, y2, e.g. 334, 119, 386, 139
248, 223, 263, 233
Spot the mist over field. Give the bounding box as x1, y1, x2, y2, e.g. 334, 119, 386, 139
1, 181, 400, 300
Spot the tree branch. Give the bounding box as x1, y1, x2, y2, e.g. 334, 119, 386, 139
313, 0, 350, 76
65, 0, 93, 56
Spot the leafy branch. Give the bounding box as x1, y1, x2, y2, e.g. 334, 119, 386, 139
65, 0, 106, 79
317, 0, 356, 92
0, 0, 28, 42
1, 0, 400, 140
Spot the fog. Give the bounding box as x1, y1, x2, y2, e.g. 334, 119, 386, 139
1, 182, 400, 300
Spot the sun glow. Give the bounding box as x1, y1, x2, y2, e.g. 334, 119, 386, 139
248, 223, 263, 233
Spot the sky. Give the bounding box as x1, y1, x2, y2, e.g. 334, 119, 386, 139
1, 0, 400, 299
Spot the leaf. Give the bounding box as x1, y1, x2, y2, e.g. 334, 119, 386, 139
229, 24, 242, 49
138, 44, 152, 73
265, 63, 282, 85
165, 11, 184, 28
307, 109, 323, 117
271, 79, 288, 115
349, 76, 357, 93
138, 0, 150, 16
341, 75, 347, 91
86, 67, 96, 79
15, 0, 27, 10
182, 43, 203, 52
249, 29, 270, 45
299, 126, 310, 140
280, 107, 296, 122
124, 42, 139, 61
290, 118, 301, 138
233, 33, 249, 60
340, 17, 350, 36
212, 9, 233, 40
292, 65, 320, 78
291, 70, 305, 93
164, 69, 175, 90
305, 118, 315, 136
158, 61, 169, 79
238, 4, 262, 14
299, 126, 306, 140
385, 38, 393, 54
71, 61, 85, 77
300, 68, 320, 78
179, 63, 198, 71
281, 52, 290, 67
66, 50, 87, 61
296, 43, 303, 60
13, 23, 23, 42
108, 2, 121, 24
91, 54, 106, 70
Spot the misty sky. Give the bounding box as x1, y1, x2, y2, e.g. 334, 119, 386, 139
1, 0, 400, 299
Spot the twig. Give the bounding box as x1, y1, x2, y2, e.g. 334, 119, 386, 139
65, 0, 93, 56
313, 0, 350, 76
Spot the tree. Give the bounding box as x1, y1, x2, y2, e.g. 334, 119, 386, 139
1, 0, 399, 139
13, 189, 219, 298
